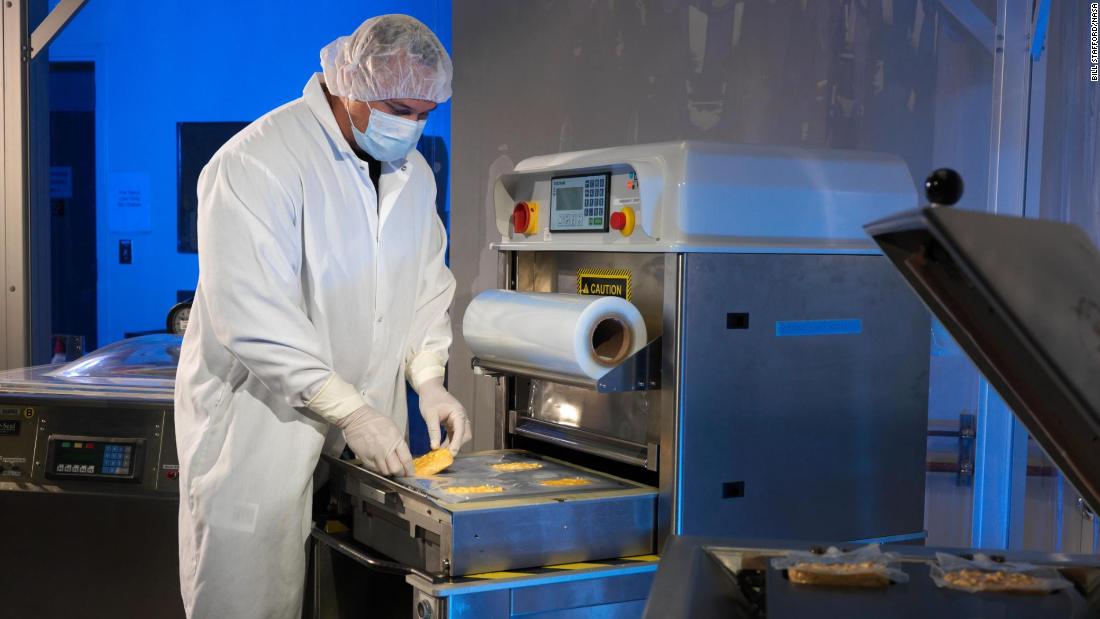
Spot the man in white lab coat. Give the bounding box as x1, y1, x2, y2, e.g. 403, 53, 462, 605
173, 15, 470, 619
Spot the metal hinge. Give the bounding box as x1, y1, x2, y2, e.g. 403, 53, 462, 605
957, 412, 977, 486
1077, 497, 1096, 521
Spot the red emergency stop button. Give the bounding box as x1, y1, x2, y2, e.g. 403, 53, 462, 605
512, 201, 539, 236
610, 206, 636, 236
166, 470, 178, 480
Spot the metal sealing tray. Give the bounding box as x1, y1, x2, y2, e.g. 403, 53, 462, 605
325, 450, 656, 577
400, 450, 638, 504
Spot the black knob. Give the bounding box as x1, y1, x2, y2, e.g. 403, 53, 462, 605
924, 168, 964, 206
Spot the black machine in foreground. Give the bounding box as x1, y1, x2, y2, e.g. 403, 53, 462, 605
643, 170, 1100, 618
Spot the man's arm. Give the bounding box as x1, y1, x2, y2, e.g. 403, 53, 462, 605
404, 212, 456, 393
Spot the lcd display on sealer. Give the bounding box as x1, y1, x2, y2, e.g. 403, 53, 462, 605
550, 173, 611, 232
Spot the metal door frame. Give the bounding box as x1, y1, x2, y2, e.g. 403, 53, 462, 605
1, 0, 86, 370
966, 0, 1052, 550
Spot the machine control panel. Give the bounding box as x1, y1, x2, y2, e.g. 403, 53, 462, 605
0, 402, 177, 494
46, 435, 144, 481
550, 172, 610, 232
503, 165, 645, 246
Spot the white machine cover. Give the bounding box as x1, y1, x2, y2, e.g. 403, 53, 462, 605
174, 74, 454, 618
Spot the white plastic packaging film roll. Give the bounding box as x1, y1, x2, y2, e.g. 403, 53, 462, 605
463, 290, 648, 380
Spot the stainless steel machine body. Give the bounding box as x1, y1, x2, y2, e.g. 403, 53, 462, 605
0, 335, 183, 618
310, 524, 659, 619
495, 249, 931, 544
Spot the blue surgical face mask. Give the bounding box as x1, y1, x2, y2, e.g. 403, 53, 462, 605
346, 102, 425, 162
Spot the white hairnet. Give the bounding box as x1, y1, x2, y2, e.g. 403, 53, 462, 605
320, 14, 452, 104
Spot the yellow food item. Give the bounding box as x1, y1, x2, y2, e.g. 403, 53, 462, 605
943, 569, 1044, 593
787, 562, 890, 588
444, 485, 504, 495
541, 478, 592, 487
413, 449, 454, 477
490, 462, 543, 472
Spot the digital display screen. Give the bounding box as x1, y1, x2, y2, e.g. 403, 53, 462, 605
550, 173, 610, 232
47, 437, 139, 479
556, 187, 583, 211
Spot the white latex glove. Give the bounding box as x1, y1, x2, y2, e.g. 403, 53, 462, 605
418, 378, 471, 455
335, 405, 414, 476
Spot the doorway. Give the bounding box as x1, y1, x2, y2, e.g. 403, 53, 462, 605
48, 61, 97, 352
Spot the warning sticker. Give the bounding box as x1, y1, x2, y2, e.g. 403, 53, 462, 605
577, 268, 632, 301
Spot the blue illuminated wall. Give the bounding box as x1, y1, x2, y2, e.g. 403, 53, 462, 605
49, 0, 451, 346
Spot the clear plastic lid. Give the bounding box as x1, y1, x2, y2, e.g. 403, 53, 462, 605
47, 334, 181, 382
0, 335, 180, 401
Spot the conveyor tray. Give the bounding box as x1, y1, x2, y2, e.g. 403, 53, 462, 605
326, 450, 656, 577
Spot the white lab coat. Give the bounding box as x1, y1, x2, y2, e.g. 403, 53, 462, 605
174, 74, 455, 619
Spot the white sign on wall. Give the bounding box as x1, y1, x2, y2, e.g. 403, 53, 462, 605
108, 172, 151, 232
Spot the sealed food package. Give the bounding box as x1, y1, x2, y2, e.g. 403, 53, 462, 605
490, 462, 543, 472
413, 448, 454, 477
400, 451, 631, 504
930, 552, 1074, 594
770, 544, 909, 587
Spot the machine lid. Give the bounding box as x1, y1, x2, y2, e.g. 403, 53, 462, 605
0, 334, 180, 401
865, 199, 1100, 512
47, 334, 181, 383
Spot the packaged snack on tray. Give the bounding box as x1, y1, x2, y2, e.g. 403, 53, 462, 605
770, 544, 909, 588
930, 552, 1074, 595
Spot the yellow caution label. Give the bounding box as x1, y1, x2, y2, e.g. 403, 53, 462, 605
545, 562, 610, 570
621, 555, 660, 562
457, 555, 661, 584
577, 268, 631, 301
466, 571, 533, 580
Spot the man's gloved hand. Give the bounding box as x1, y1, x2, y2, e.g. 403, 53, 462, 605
418, 378, 471, 455
335, 404, 414, 476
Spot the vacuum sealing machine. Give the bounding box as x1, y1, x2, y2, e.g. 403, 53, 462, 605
0, 335, 184, 618
316, 142, 936, 618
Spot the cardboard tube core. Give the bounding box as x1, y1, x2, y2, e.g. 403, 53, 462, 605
590, 317, 632, 366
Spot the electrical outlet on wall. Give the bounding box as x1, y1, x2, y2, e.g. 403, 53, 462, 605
119, 239, 132, 264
